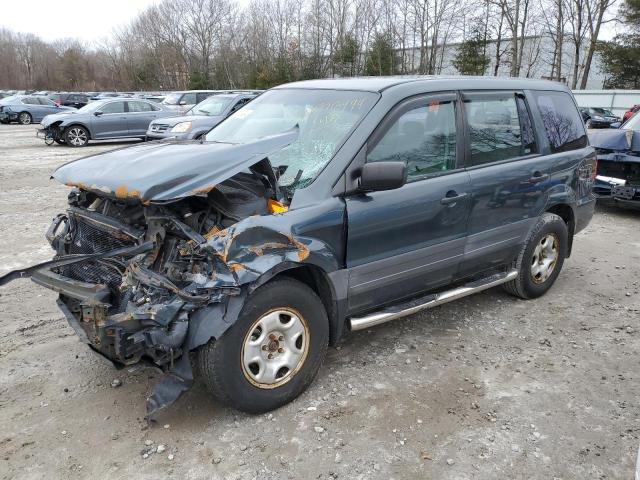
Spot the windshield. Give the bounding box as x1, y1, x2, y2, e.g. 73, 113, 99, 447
592, 108, 614, 116
205, 89, 378, 189
162, 93, 182, 105
189, 96, 232, 116
625, 111, 640, 130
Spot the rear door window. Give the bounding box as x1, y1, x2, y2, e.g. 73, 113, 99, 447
128, 101, 156, 112
367, 97, 458, 180
532, 91, 587, 153
182, 92, 197, 105
463, 92, 537, 166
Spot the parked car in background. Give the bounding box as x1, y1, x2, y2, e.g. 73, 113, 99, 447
48, 93, 90, 109
146, 92, 258, 140
2, 77, 596, 417
623, 105, 640, 123
161, 90, 219, 113
39, 97, 175, 146
90, 92, 120, 101
580, 107, 620, 128
590, 112, 640, 209
0, 95, 76, 124
0, 92, 12, 100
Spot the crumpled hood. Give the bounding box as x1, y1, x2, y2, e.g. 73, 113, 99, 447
52, 129, 298, 203
41, 111, 75, 127
589, 128, 640, 152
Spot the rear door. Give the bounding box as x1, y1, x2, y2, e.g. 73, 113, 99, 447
458, 90, 547, 276
345, 93, 472, 313
126, 100, 160, 135
91, 101, 128, 138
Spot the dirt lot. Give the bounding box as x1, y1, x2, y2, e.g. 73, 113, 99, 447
0, 124, 639, 480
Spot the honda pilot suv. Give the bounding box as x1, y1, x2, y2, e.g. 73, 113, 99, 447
1, 77, 596, 417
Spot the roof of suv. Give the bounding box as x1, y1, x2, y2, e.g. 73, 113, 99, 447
274, 76, 570, 93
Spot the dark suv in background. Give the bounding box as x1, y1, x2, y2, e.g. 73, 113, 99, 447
48, 93, 90, 109
580, 107, 620, 128
2, 77, 596, 417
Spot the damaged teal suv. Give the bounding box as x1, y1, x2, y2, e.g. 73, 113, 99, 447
1, 77, 596, 417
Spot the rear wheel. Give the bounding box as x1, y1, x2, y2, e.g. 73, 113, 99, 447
18, 112, 32, 125
504, 213, 568, 299
64, 126, 89, 147
198, 278, 329, 413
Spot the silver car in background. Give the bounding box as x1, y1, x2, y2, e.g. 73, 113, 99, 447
39, 98, 176, 147
146, 92, 258, 141
160, 90, 218, 113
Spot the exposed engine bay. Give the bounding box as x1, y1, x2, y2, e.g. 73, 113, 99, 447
0, 131, 325, 417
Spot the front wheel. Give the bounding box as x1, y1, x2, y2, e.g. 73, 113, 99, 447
64, 126, 89, 147
504, 212, 568, 299
198, 278, 329, 413
18, 112, 32, 125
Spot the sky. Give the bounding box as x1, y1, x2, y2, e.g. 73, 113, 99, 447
1, 0, 161, 44
0, 0, 621, 44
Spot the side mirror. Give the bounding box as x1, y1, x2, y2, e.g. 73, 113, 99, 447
358, 161, 407, 192
610, 122, 621, 129
179, 100, 187, 106
94, 110, 103, 116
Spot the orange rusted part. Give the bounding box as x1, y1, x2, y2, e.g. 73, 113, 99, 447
192, 185, 215, 195
114, 185, 141, 199
286, 235, 310, 261
228, 263, 246, 273
203, 225, 221, 241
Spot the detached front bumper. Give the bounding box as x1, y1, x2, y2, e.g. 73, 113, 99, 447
32, 266, 187, 366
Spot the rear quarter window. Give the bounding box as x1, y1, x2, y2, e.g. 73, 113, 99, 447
533, 91, 587, 153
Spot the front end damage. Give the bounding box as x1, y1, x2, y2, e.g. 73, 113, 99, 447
590, 129, 640, 208
0, 131, 327, 417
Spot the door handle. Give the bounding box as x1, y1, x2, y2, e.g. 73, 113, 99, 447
528, 172, 550, 183
440, 192, 468, 205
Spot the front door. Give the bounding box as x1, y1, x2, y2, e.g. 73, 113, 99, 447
91, 101, 128, 138
345, 93, 471, 314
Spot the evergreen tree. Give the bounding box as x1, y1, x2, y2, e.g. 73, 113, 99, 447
452, 26, 490, 76
598, 0, 640, 88
365, 33, 395, 76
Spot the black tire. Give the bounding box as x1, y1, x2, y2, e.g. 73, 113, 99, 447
18, 112, 32, 125
503, 212, 568, 299
198, 278, 329, 413
64, 125, 89, 147
54, 138, 66, 145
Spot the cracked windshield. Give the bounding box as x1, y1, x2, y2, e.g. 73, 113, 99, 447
204, 89, 378, 189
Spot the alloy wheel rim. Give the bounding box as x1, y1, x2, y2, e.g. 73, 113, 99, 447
241, 308, 309, 389
531, 233, 559, 284
68, 128, 87, 146
19, 113, 31, 124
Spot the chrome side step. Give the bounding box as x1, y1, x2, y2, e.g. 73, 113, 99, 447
349, 270, 519, 331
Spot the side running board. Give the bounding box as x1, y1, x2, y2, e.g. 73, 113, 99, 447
349, 270, 518, 331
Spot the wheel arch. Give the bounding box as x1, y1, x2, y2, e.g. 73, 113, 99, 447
252, 262, 344, 346
545, 203, 575, 256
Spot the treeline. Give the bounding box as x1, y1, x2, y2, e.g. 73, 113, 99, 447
0, 0, 630, 91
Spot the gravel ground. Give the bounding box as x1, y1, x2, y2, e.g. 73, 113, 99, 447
1, 125, 639, 480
